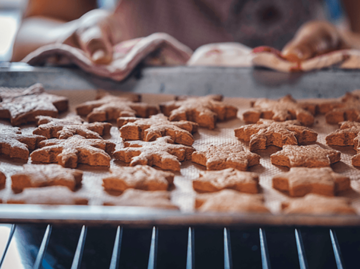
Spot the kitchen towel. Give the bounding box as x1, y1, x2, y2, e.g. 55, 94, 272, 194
189, 43, 360, 72
23, 33, 192, 81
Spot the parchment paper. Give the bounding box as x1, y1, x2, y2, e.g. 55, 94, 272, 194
1, 88, 360, 216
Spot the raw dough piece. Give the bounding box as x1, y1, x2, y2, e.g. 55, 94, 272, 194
242, 95, 316, 126
273, 167, 350, 197
191, 144, 260, 171
34, 115, 111, 139
118, 113, 198, 146
113, 136, 194, 171
193, 168, 259, 193
160, 95, 238, 129
103, 165, 174, 192
235, 120, 317, 152
270, 145, 340, 168
31, 135, 115, 168
11, 164, 83, 192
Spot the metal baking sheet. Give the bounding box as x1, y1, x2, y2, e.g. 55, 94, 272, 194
1, 64, 360, 227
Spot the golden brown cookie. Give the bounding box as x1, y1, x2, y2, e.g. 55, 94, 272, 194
11, 164, 83, 193
191, 144, 260, 171
159, 95, 238, 130
0, 169, 5, 189
195, 190, 269, 213
193, 168, 259, 193
242, 95, 316, 126
103, 165, 174, 192
33, 115, 111, 139
118, 114, 198, 146
31, 135, 115, 168
0, 125, 46, 161
0, 83, 68, 126
76, 93, 158, 122
7, 186, 88, 205
318, 92, 360, 124
272, 167, 350, 197
326, 121, 360, 146
113, 136, 194, 171
270, 145, 340, 168
282, 194, 356, 215
104, 189, 179, 210
235, 119, 318, 152
326, 121, 360, 166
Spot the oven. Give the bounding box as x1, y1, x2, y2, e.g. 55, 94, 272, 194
1, 63, 360, 269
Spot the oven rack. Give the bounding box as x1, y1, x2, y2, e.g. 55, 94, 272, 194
0, 224, 353, 269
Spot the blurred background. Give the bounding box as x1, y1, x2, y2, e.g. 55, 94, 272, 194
0, 0, 348, 62
0, 0, 118, 62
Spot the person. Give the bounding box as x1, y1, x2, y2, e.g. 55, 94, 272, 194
11, 0, 360, 65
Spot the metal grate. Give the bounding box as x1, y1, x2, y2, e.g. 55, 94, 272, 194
0, 224, 352, 269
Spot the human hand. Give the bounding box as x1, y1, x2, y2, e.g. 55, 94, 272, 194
64, 9, 120, 65
282, 21, 350, 62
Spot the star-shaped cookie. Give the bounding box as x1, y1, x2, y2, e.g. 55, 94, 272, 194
195, 190, 269, 213
326, 121, 360, 166
113, 136, 194, 171
0, 83, 68, 125
159, 95, 238, 129
282, 194, 356, 215
103, 165, 174, 192
0, 125, 45, 161
242, 95, 316, 126
273, 167, 350, 197
318, 92, 360, 124
7, 186, 88, 205
104, 189, 179, 210
30, 135, 115, 168
33, 115, 112, 139
76, 94, 159, 122
270, 145, 341, 168
11, 164, 83, 193
235, 120, 318, 151
193, 168, 259, 193
118, 114, 198, 146
191, 144, 260, 171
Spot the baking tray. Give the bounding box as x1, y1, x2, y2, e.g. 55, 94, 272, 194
1, 64, 360, 227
